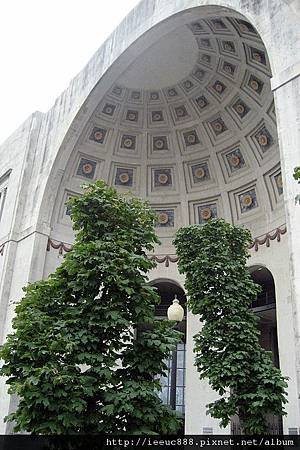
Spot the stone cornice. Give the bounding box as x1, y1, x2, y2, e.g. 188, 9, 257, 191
46, 238, 72, 255
0, 225, 288, 259
0, 231, 49, 257
147, 254, 179, 267
45, 224, 287, 263
248, 224, 287, 252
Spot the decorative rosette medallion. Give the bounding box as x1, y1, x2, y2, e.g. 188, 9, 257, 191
168, 88, 177, 97
82, 163, 93, 175
76, 158, 97, 179
252, 51, 262, 63
213, 122, 223, 133
176, 108, 185, 117
198, 203, 217, 224
200, 207, 212, 220
119, 172, 130, 184
195, 167, 206, 179
113, 86, 122, 96
187, 134, 197, 144
123, 138, 133, 148
197, 98, 207, 108
184, 80, 193, 89
250, 79, 259, 91
214, 82, 224, 93
155, 139, 164, 149
230, 154, 240, 168
239, 189, 257, 213
94, 131, 102, 140
157, 212, 169, 224
150, 92, 159, 100
152, 111, 163, 121
236, 104, 245, 115
223, 41, 234, 52
154, 169, 172, 188
242, 194, 253, 207
155, 209, 174, 227
126, 110, 138, 122
158, 173, 169, 184
224, 64, 233, 74
103, 104, 114, 115
258, 134, 268, 146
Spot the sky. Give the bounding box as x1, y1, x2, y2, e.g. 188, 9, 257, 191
0, 0, 141, 145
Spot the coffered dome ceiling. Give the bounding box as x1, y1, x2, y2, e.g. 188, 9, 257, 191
54, 14, 285, 248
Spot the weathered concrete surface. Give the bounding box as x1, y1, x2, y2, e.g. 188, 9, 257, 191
0, 0, 299, 434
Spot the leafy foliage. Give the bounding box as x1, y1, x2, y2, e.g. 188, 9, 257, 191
0, 181, 182, 434
293, 166, 300, 183
173, 219, 288, 434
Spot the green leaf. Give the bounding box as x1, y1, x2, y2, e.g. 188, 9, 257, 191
173, 219, 288, 434
0, 180, 181, 435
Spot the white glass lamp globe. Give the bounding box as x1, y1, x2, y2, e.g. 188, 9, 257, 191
167, 295, 184, 322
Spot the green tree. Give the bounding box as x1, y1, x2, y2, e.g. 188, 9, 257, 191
293, 166, 300, 182
0, 181, 182, 434
173, 219, 287, 434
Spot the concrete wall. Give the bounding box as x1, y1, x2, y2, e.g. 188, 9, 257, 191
0, 0, 299, 434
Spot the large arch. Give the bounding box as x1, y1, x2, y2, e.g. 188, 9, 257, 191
40, 6, 296, 434
36, 0, 298, 229
0, 0, 299, 435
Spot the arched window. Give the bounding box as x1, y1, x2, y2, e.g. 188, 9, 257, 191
232, 266, 282, 434
249, 266, 276, 311
149, 279, 187, 413
249, 266, 279, 370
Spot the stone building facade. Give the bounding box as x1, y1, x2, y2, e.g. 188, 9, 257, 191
0, 0, 299, 434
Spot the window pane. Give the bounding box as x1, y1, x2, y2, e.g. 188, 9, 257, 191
176, 387, 184, 405
164, 356, 171, 369
176, 368, 184, 386
160, 373, 169, 386
176, 405, 184, 413
177, 350, 185, 368
153, 329, 186, 414
161, 386, 170, 404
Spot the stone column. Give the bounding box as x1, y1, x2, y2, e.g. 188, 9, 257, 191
272, 63, 300, 420
0, 231, 49, 433
185, 311, 230, 435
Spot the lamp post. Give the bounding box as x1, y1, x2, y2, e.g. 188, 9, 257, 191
167, 294, 184, 410
167, 294, 184, 322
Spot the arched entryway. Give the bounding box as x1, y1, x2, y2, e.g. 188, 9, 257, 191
149, 279, 187, 416
1, 0, 298, 436
31, 3, 297, 432
42, 5, 295, 433
250, 265, 280, 369
231, 265, 283, 434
